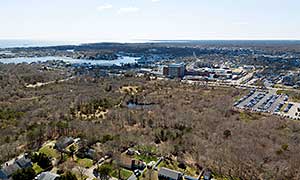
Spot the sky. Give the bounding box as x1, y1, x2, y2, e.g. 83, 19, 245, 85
0, 0, 300, 43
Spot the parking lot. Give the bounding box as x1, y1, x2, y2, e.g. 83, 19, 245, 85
235, 90, 291, 115
276, 102, 300, 120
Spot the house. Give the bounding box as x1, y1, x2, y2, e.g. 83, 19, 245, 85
35, 172, 60, 180
15, 156, 32, 169
55, 137, 74, 151
184, 175, 199, 180
119, 156, 145, 170
86, 148, 96, 159
0, 163, 21, 179
77, 147, 96, 160
201, 169, 212, 180
126, 149, 135, 156
158, 167, 183, 180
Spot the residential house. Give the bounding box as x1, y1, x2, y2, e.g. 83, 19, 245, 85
184, 175, 199, 180
158, 167, 183, 180
201, 169, 212, 180
76, 147, 96, 160
35, 172, 60, 180
15, 156, 32, 169
0, 163, 21, 180
54, 137, 74, 151
119, 156, 145, 170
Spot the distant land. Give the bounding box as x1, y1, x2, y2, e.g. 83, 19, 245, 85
0, 39, 75, 48
2, 39, 300, 49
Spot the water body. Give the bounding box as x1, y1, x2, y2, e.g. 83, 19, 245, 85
127, 102, 157, 110
0, 56, 139, 66
0, 40, 75, 49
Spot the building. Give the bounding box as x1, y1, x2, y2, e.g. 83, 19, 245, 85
35, 172, 60, 180
184, 175, 199, 180
15, 156, 32, 169
0, 163, 21, 179
158, 167, 183, 180
163, 63, 185, 79
201, 169, 212, 180
55, 137, 75, 151
119, 156, 146, 170
0, 154, 32, 180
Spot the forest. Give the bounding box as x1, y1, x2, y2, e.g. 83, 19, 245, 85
0, 63, 300, 179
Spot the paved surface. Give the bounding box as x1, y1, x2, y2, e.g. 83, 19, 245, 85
235, 90, 288, 114
85, 164, 97, 180
128, 173, 138, 180
85, 158, 106, 180
278, 102, 300, 120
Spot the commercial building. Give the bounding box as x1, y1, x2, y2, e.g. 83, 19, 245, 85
163, 63, 185, 78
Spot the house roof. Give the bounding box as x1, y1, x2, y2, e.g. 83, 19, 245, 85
169, 63, 185, 68
36, 172, 60, 180
203, 170, 212, 180
158, 167, 183, 180
120, 156, 133, 166
55, 137, 74, 150
0, 163, 21, 177
15, 156, 32, 168
184, 175, 199, 180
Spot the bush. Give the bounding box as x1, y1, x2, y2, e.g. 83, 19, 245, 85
223, 130, 232, 138
12, 167, 36, 180
95, 163, 112, 180
31, 153, 52, 169
59, 171, 78, 180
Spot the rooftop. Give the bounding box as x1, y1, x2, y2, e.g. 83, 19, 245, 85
158, 167, 183, 180
36, 172, 60, 180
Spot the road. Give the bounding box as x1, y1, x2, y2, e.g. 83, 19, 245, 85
85, 164, 97, 180
83, 157, 108, 180
25, 76, 75, 88
183, 79, 300, 94
127, 156, 164, 180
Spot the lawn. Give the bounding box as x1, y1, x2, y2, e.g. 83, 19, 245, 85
134, 154, 158, 164
157, 160, 178, 170
32, 163, 43, 174
133, 145, 158, 163
140, 170, 158, 180
77, 158, 93, 168
110, 168, 133, 179
39, 145, 59, 159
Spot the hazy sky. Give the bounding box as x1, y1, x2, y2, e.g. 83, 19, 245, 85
1, 0, 300, 42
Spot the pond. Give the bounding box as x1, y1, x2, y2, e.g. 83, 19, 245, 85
126, 102, 158, 110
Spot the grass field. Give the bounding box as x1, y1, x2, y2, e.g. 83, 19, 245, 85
110, 168, 133, 179
77, 158, 94, 168
32, 163, 43, 174
39, 145, 59, 159
134, 154, 158, 164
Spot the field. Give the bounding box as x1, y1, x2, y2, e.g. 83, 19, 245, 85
110, 168, 133, 179
39, 144, 59, 159
77, 158, 93, 168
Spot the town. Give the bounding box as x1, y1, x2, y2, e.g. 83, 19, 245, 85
2, 41, 300, 120
0, 136, 212, 180
1, 41, 300, 180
